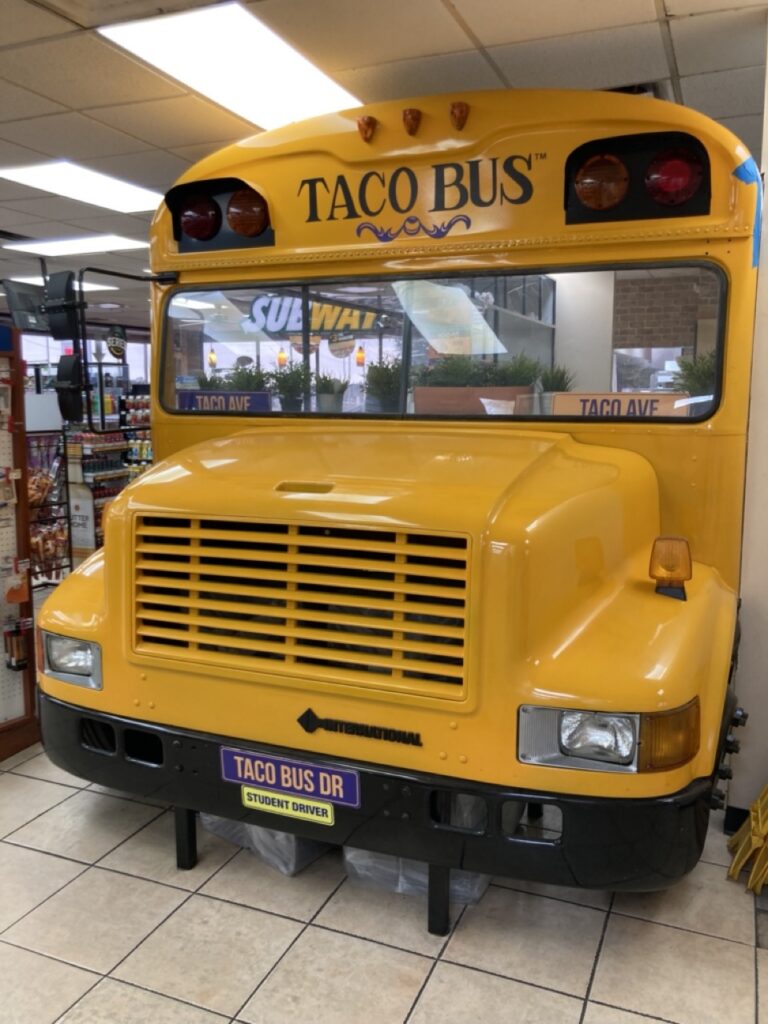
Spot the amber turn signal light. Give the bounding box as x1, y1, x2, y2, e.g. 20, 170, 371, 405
574, 154, 629, 210
638, 698, 700, 771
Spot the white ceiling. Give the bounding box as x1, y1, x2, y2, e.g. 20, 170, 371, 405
0, 0, 765, 329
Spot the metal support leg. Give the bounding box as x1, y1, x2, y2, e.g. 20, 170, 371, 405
427, 863, 451, 936
174, 807, 197, 870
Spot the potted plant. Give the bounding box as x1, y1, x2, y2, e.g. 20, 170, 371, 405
315, 373, 349, 413
672, 350, 717, 397
365, 359, 402, 413
412, 354, 541, 414
270, 363, 311, 412
537, 363, 575, 414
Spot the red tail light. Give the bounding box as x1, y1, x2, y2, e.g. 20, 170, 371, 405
645, 150, 703, 206
227, 188, 270, 237
179, 195, 221, 241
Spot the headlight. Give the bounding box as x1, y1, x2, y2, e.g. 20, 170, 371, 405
559, 711, 636, 764
43, 633, 102, 689
518, 701, 699, 773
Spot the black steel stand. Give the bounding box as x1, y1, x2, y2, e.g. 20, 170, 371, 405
427, 863, 451, 935
174, 807, 198, 869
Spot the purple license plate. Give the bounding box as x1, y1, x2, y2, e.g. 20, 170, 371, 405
220, 747, 360, 808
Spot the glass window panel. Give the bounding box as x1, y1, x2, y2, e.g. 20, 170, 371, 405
161, 265, 723, 421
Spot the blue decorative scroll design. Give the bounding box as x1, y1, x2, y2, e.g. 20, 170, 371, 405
356, 214, 471, 243
733, 157, 762, 267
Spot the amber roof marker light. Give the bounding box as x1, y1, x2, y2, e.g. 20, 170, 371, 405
649, 536, 693, 600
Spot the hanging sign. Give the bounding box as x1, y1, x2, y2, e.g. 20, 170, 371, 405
105, 325, 127, 360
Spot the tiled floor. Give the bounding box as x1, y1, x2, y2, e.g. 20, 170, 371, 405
0, 742, 762, 1024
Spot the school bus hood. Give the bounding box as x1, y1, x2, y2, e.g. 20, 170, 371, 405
122, 424, 659, 553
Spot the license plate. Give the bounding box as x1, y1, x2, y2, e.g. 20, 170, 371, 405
220, 747, 360, 808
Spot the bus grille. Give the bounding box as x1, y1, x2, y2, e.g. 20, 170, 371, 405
134, 516, 470, 695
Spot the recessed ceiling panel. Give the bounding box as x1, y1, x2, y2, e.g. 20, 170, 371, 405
489, 24, 669, 89
335, 52, 502, 104
250, 0, 471, 72
36, 0, 214, 29
0, 81, 66, 122
86, 151, 192, 189
0, 34, 184, 107
0, 113, 152, 160
453, 0, 656, 46
2, 0, 72, 44
85, 96, 258, 149
671, 9, 767, 76
682, 66, 766, 120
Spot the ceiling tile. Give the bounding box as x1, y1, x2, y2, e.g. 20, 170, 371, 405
69, 213, 154, 236
86, 151, 191, 189
666, 0, 768, 14
489, 24, 669, 89
0, 0, 73, 44
0, 112, 152, 159
335, 52, 503, 104
0, 219, 89, 239
0, 181, 41, 202
249, 0, 471, 72
43, 0, 215, 30
84, 96, 257, 148
0, 195, 135, 221
681, 65, 765, 119
0, 80, 67, 121
0, 34, 184, 108
0, 140, 47, 165
0, 207, 47, 229
453, 0, 656, 46
671, 9, 767, 75
718, 114, 763, 158
170, 143, 246, 164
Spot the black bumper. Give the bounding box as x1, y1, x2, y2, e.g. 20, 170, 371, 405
40, 692, 712, 891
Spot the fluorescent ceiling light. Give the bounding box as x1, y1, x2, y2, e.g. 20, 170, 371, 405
0, 161, 161, 213
11, 277, 118, 293
99, 2, 360, 130
3, 235, 148, 257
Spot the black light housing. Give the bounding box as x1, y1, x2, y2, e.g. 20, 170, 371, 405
565, 132, 710, 224
164, 177, 274, 253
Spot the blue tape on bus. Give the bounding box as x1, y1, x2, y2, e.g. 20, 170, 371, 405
733, 157, 762, 267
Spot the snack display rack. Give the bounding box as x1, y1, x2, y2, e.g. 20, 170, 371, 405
0, 324, 39, 760
27, 430, 72, 587
66, 430, 130, 558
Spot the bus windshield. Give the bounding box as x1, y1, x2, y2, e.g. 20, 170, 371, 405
162, 263, 723, 420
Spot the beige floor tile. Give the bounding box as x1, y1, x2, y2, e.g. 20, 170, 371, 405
612, 860, 754, 944
701, 809, 732, 868
57, 978, 228, 1023
0, 742, 43, 770
445, 885, 605, 997
591, 915, 755, 1024
583, 1004, 664, 1023
6, 789, 161, 862
99, 810, 238, 889
315, 879, 453, 956
200, 847, 345, 920
88, 782, 170, 807
0, 842, 85, 931
2, 866, 186, 973
409, 961, 583, 1024
113, 894, 301, 1016
0, 940, 98, 1024
759, 948, 768, 1024
0, 773, 76, 838
493, 876, 612, 910
11, 751, 90, 788
240, 925, 430, 1024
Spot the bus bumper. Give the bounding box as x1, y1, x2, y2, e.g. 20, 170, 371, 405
40, 692, 711, 892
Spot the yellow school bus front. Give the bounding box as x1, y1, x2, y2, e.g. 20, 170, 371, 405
37, 90, 756, 892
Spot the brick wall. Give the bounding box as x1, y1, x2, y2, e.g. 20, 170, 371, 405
612, 270, 720, 349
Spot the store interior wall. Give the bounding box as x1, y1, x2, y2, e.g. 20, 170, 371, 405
730, 27, 768, 813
